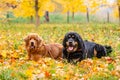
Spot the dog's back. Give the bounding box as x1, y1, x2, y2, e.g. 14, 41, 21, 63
84, 41, 96, 58
84, 41, 112, 58
45, 43, 63, 59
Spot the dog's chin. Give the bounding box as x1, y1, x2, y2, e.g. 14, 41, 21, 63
29, 46, 36, 50
67, 46, 77, 53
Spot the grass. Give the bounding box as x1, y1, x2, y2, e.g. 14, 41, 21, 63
0, 23, 120, 80
0, 68, 28, 80
2, 12, 115, 24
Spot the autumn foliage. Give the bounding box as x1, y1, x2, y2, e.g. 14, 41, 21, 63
0, 0, 119, 24
0, 0, 120, 80
0, 23, 120, 79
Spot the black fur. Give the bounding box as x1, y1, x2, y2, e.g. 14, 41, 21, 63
62, 32, 86, 63
62, 32, 112, 63
84, 41, 108, 58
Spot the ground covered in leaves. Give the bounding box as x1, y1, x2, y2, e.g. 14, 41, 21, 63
0, 23, 120, 80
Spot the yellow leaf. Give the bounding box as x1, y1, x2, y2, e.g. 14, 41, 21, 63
25, 68, 33, 77
0, 50, 7, 58
11, 52, 19, 58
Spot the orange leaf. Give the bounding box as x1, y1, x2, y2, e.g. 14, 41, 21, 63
0, 59, 3, 63
10, 57, 16, 64
45, 71, 51, 78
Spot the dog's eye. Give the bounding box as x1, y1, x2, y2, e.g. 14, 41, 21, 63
68, 35, 71, 38
72, 35, 75, 38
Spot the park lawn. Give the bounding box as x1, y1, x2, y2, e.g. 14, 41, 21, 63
0, 23, 120, 80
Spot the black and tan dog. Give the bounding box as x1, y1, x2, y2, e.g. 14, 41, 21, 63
62, 32, 112, 63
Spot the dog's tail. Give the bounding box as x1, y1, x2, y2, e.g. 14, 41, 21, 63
104, 45, 112, 54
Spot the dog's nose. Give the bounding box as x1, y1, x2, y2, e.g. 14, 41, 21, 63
69, 41, 73, 45
31, 42, 34, 46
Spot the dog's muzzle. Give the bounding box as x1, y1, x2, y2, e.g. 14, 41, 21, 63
30, 42, 35, 49
66, 38, 78, 52
68, 41, 74, 51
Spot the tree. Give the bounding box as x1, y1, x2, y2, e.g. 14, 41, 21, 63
44, 11, 49, 22
55, 0, 85, 23
56, 0, 104, 23
0, 0, 19, 23
111, 0, 120, 23
83, 0, 106, 22
107, 10, 110, 23
58, 0, 72, 23
0, 0, 17, 18
44, 1, 55, 22
100, 0, 116, 23
35, 0, 39, 27
116, 0, 120, 23
12, 0, 55, 27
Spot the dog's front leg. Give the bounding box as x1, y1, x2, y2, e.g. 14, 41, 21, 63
28, 53, 32, 60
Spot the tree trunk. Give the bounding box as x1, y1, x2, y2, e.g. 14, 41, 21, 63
30, 16, 33, 23
67, 11, 69, 23
118, 6, 120, 24
6, 12, 9, 18
107, 11, 109, 23
72, 12, 74, 21
86, 7, 89, 22
35, 0, 39, 27
6, 12, 10, 22
44, 11, 49, 22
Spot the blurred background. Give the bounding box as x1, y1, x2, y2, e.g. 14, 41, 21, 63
0, 0, 119, 26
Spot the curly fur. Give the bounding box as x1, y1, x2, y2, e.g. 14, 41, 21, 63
24, 33, 63, 62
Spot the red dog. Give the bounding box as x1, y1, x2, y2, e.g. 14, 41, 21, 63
24, 33, 63, 61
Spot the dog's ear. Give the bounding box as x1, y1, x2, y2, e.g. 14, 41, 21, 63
36, 35, 40, 41
75, 33, 85, 51
36, 35, 43, 45
76, 34, 86, 58
63, 33, 68, 47
24, 35, 29, 42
